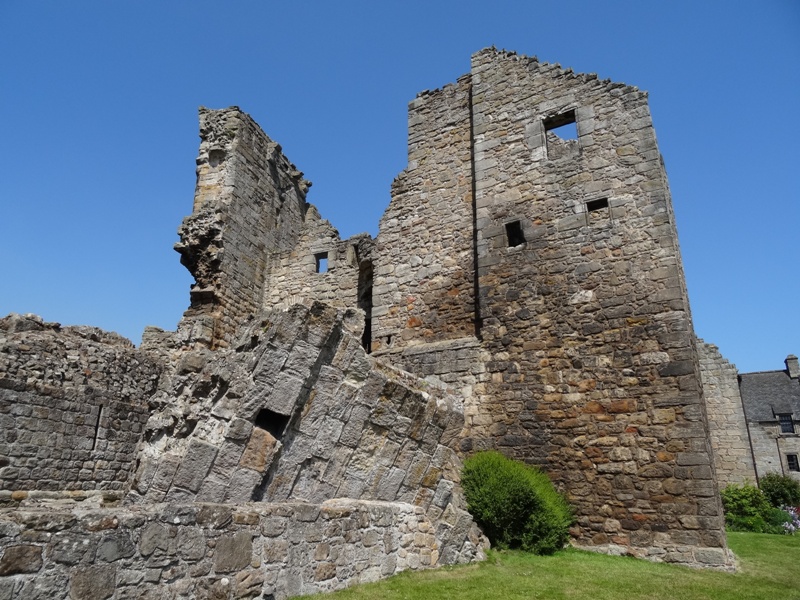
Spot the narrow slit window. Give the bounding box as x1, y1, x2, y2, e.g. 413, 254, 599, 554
91, 405, 103, 451
505, 221, 526, 247
315, 252, 328, 273
543, 110, 578, 140
255, 408, 291, 440
788, 454, 800, 472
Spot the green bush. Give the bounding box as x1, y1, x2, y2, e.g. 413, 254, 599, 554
759, 473, 800, 508
461, 451, 573, 554
720, 482, 789, 534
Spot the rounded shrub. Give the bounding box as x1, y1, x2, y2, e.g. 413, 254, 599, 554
461, 451, 573, 554
759, 473, 800, 508
720, 482, 789, 534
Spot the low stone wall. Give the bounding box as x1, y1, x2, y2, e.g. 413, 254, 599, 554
0, 497, 485, 600
0, 314, 159, 492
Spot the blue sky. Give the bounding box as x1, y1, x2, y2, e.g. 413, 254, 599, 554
1, 1, 797, 373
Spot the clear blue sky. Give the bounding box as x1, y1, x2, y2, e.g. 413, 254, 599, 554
1, 1, 797, 373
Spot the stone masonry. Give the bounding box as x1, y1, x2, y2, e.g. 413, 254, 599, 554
0, 47, 745, 598
696, 341, 756, 488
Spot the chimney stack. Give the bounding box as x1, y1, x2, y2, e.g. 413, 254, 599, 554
786, 354, 799, 379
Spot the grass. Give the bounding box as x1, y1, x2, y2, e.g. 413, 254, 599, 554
293, 533, 800, 600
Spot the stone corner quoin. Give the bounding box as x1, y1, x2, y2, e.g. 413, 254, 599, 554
0, 47, 740, 599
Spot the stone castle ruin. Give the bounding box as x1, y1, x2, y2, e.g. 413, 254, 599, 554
0, 48, 738, 598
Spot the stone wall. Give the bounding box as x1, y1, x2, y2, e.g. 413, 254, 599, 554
135, 302, 483, 563
371, 76, 478, 354
748, 421, 800, 482
175, 107, 311, 349
0, 47, 741, 582
0, 496, 482, 600
0, 314, 159, 492
696, 340, 756, 488
368, 48, 731, 568
263, 208, 374, 321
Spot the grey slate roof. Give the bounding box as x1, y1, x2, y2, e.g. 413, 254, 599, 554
739, 369, 800, 423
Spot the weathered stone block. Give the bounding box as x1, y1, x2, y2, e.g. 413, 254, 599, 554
69, 564, 116, 600
214, 530, 253, 572
0, 544, 42, 575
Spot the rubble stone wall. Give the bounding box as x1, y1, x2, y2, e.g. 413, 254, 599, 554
0, 315, 159, 492
134, 303, 484, 562
371, 76, 478, 354
0, 498, 480, 600
175, 107, 311, 348
696, 341, 756, 488
263, 208, 374, 316
367, 48, 730, 568
466, 49, 726, 564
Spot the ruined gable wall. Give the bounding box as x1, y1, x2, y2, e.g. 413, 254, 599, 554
466, 49, 727, 565
263, 206, 374, 316
175, 107, 310, 348
371, 76, 478, 354
696, 340, 756, 488
0, 315, 159, 492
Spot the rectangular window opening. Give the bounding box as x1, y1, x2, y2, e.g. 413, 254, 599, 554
778, 414, 795, 434
543, 110, 578, 140
315, 252, 328, 273
787, 454, 800, 472
505, 221, 526, 247
587, 198, 609, 213
255, 408, 291, 440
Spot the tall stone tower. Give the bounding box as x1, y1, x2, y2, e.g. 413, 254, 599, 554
370, 49, 728, 566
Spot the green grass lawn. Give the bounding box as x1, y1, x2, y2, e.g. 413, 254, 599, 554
294, 533, 800, 600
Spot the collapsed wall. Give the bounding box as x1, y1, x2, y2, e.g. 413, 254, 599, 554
135, 302, 483, 565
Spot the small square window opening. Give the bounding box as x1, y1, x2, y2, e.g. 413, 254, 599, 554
505, 221, 526, 247
586, 198, 610, 226
315, 252, 328, 273
787, 454, 800, 472
543, 110, 578, 141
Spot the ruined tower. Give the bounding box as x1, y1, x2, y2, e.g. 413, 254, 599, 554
0, 49, 735, 599
172, 49, 730, 567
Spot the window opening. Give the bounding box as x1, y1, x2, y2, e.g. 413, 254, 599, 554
358, 260, 373, 353
315, 252, 328, 273
91, 405, 104, 451
778, 414, 795, 434
505, 221, 526, 247
587, 198, 609, 213
255, 408, 291, 440
586, 198, 610, 226
543, 110, 578, 140
788, 454, 800, 472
